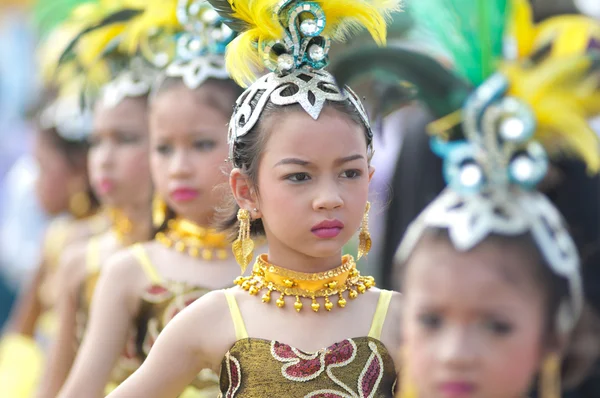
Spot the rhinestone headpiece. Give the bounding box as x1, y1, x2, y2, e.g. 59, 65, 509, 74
206, 0, 400, 162
161, 0, 235, 89
396, 72, 583, 334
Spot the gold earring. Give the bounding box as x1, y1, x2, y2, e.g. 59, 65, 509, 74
398, 348, 418, 398
232, 209, 255, 273
152, 195, 168, 228
540, 353, 561, 398
357, 201, 372, 260
69, 191, 92, 218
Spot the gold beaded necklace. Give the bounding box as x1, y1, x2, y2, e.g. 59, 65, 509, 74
234, 254, 375, 313
156, 218, 230, 260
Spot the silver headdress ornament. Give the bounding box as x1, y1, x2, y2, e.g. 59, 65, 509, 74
39, 94, 94, 142
101, 57, 155, 108
206, 0, 400, 161
396, 73, 583, 334
161, 0, 235, 89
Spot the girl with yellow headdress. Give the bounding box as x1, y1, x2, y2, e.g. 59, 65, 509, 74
106, 0, 402, 397
31, 1, 156, 396
54, 1, 250, 397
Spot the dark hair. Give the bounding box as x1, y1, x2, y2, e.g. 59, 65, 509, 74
151, 75, 244, 118
149, 75, 243, 236
217, 88, 373, 240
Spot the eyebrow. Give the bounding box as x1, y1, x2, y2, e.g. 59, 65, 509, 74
274, 154, 365, 168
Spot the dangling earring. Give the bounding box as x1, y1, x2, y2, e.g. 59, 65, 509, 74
357, 201, 372, 260
152, 195, 168, 228
540, 353, 561, 398
398, 348, 418, 398
232, 209, 255, 273
69, 191, 91, 218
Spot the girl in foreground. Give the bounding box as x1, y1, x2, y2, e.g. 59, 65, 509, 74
57, 1, 245, 396
332, 1, 600, 396
109, 0, 401, 396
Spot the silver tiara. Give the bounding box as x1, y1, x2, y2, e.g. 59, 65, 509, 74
101, 57, 154, 108
395, 72, 583, 334
226, 0, 373, 161
39, 94, 93, 142
228, 69, 370, 161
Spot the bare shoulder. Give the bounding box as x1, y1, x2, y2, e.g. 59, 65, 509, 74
163, 288, 237, 368
100, 243, 155, 287
380, 289, 402, 364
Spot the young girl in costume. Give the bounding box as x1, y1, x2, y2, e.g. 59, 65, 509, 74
106, 0, 401, 397
34, 3, 156, 396
55, 1, 246, 397
0, 24, 109, 396
332, 1, 600, 397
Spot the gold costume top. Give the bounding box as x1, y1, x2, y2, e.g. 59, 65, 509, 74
219, 290, 397, 398
125, 244, 221, 397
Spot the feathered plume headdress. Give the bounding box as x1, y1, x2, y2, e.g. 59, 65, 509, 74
53, 0, 157, 109
205, 0, 400, 160
332, 0, 600, 334
117, 0, 237, 90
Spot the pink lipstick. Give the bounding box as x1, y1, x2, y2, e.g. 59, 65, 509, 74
439, 381, 476, 398
170, 187, 199, 202
311, 219, 344, 239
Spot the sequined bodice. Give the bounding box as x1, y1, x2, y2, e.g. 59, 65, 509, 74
218, 289, 398, 397
128, 243, 222, 395
220, 337, 396, 397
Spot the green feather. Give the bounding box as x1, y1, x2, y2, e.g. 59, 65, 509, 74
408, 0, 509, 86
33, 0, 99, 38
331, 46, 471, 119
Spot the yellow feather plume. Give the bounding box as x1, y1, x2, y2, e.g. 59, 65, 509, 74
118, 0, 180, 56
224, 0, 400, 87
506, 0, 535, 59
501, 56, 600, 173
533, 15, 600, 58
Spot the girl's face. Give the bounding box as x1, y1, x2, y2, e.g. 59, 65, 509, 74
402, 238, 547, 398
33, 130, 83, 215
88, 97, 151, 209
250, 107, 373, 267
150, 82, 230, 226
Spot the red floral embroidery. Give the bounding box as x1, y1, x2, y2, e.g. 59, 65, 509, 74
272, 341, 325, 381
357, 342, 384, 398
223, 352, 242, 398
304, 340, 385, 398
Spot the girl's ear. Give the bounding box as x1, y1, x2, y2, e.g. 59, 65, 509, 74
230, 168, 261, 219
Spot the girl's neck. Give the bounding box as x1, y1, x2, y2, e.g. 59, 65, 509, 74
182, 211, 216, 230
110, 204, 152, 245
265, 245, 344, 274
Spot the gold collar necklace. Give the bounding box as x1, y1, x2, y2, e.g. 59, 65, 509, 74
107, 208, 133, 244
156, 218, 230, 260
235, 254, 375, 313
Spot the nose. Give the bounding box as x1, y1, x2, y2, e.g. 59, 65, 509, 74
93, 140, 114, 170
169, 148, 192, 178
312, 177, 344, 211
438, 325, 478, 371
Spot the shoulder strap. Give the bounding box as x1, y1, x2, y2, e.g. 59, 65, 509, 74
368, 290, 394, 340
86, 237, 101, 274
131, 243, 162, 285
224, 290, 249, 341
